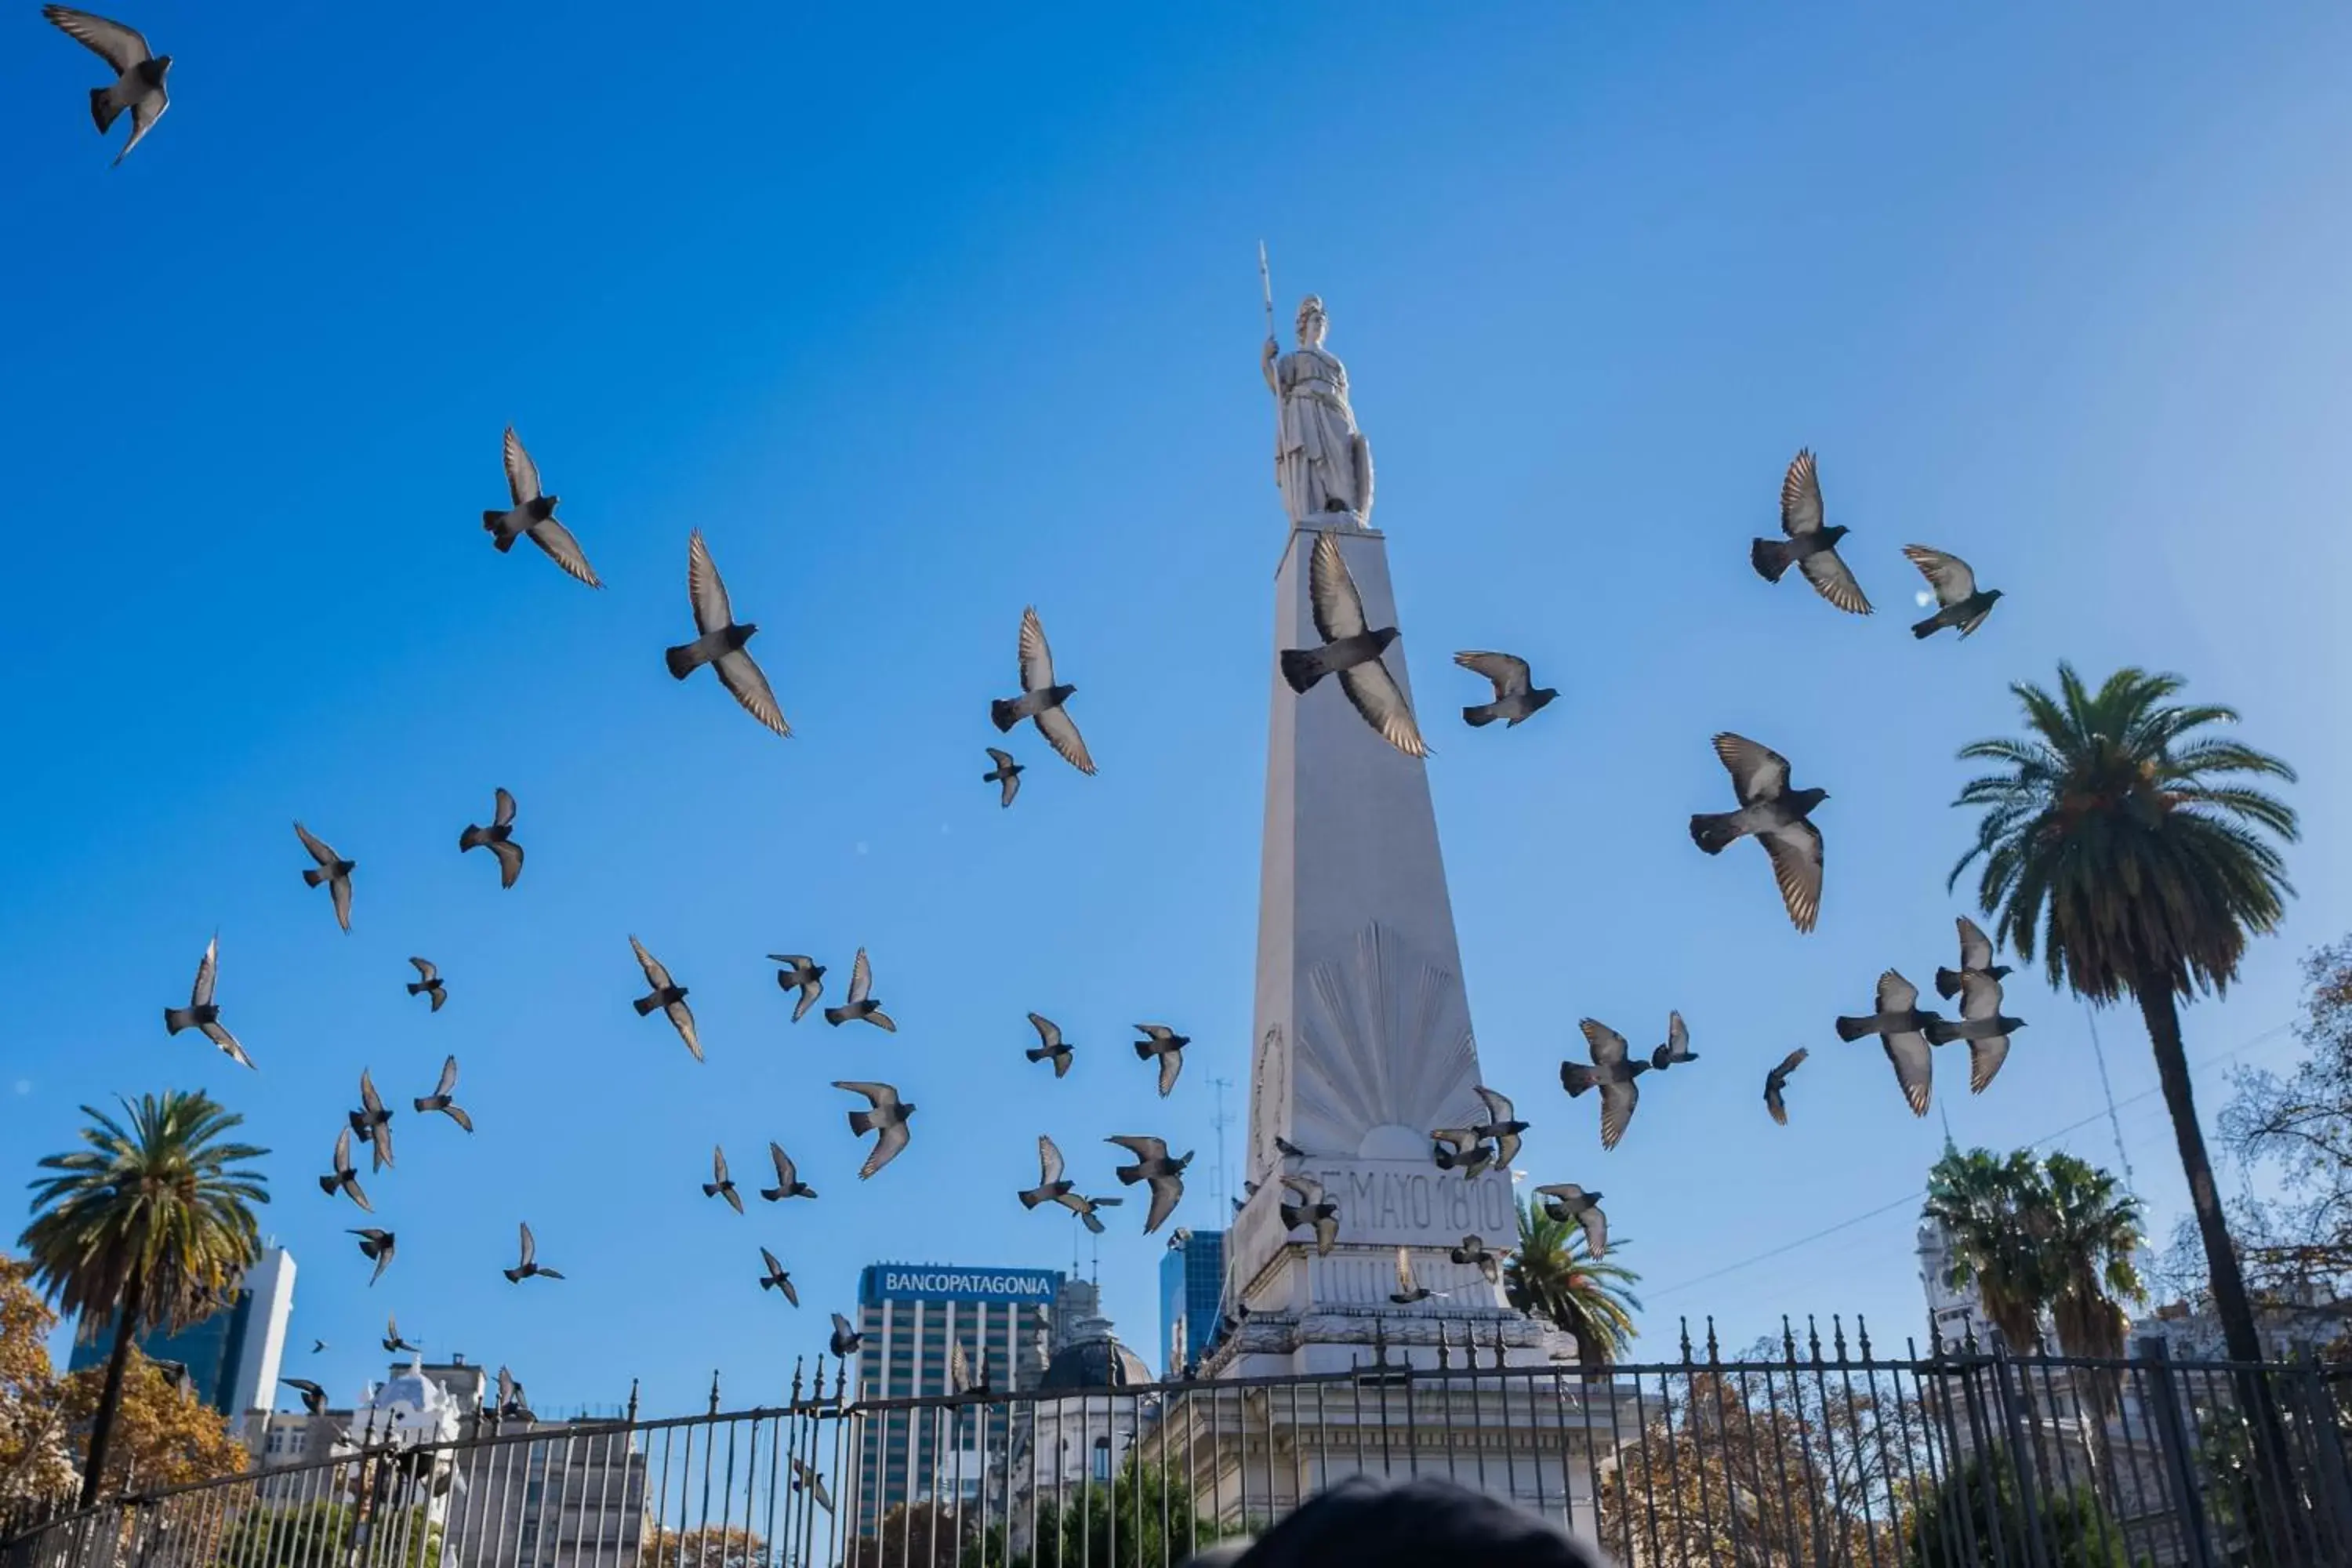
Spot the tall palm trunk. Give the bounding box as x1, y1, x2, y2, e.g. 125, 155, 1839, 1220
2135, 985, 2261, 1363
77, 1261, 145, 1508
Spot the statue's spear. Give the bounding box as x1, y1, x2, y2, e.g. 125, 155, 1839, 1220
1258, 239, 1275, 347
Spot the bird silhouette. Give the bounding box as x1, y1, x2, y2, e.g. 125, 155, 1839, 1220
983, 748, 1025, 808
835, 1082, 916, 1179
163, 934, 253, 1069
412, 1056, 471, 1131
1025, 1013, 1074, 1076
629, 936, 701, 1060
1835, 970, 1941, 1116
457, 787, 525, 887
760, 1143, 818, 1203
1454, 651, 1555, 728
1280, 531, 1427, 757
990, 607, 1094, 775
292, 822, 355, 933
1689, 733, 1828, 933
1763, 1048, 1809, 1126
503, 1222, 564, 1283
1561, 1020, 1652, 1150
1751, 449, 1871, 615
666, 531, 790, 736
822, 949, 895, 1031
703, 1145, 744, 1214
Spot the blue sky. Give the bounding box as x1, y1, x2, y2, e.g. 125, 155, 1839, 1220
5, 2, 2350, 1417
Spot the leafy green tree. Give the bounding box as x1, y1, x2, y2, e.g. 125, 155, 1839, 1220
1902, 1447, 2136, 1567
1504, 1195, 1641, 1370
1949, 665, 2295, 1372
215, 1499, 445, 1568
18, 1092, 268, 1506
1924, 1148, 2052, 1353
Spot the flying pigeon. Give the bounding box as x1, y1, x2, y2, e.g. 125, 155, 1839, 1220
1024, 1013, 1073, 1077
822, 949, 894, 1031
163, 934, 253, 1069
1428, 1127, 1494, 1176
990, 607, 1094, 775
1751, 449, 1871, 615
983, 749, 1025, 808
1389, 1247, 1444, 1305
665, 531, 790, 737
828, 1313, 861, 1359
1280, 531, 1428, 758
42, 7, 168, 166
1903, 546, 2002, 639
318, 1127, 372, 1211
1018, 1134, 1074, 1210
766, 954, 825, 1023
503, 1222, 564, 1283
790, 1457, 833, 1513
282, 1378, 329, 1417
1834, 969, 1941, 1116
835, 1082, 916, 1179
1689, 733, 1828, 933
405, 958, 447, 1012
1054, 1190, 1123, 1234
1936, 915, 2013, 1000
757, 1248, 799, 1305
482, 430, 601, 588
1534, 1184, 1608, 1258
1925, 971, 2026, 1094
495, 1366, 533, 1421
1106, 1135, 1192, 1234
310, 1340, 327, 1355
382, 1314, 419, 1354
1471, 1085, 1527, 1167
760, 1142, 817, 1202
350, 1229, 395, 1288
948, 1340, 985, 1397
292, 822, 355, 933
457, 788, 525, 887
1561, 1020, 1652, 1151
1454, 652, 1556, 728
1763, 1047, 1808, 1126
1132, 1024, 1188, 1097
412, 1055, 471, 1131
1449, 1234, 1504, 1284
1650, 1012, 1698, 1071
348, 1071, 395, 1171
629, 936, 701, 1060
703, 1145, 744, 1214
1277, 1174, 1340, 1256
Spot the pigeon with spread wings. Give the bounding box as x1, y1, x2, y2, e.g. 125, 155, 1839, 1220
1561, 1021, 1651, 1151
412, 1056, 471, 1131
822, 949, 894, 1031
1024, 1013, 1073, 1077
482, 430, 601, 587
1689, 734, 1827, 933
759, 1143, 817, 1202
770, 955, 826, 1024
790, 1457, 833, 1513
1763, 1048, 1809, 1126
703, 1146, 744, 1214
1835, 970, 1940, 1116
629, 937, 701, 1060
318, 1127, 371, 1211
1534, 1184, 1608, 1258
1926, 971, 2026, 1094
1651, 1011, 1697, 1070
1450, 1235, 1504, 1283
829, 1314, 861, 1358
1470, 1085, 1527, 1167
383, 1314, 419, 1353
990, 607, 1094, 775
42, 6, 169, 165
163, 934, 253, 1069
666, 531, 790, 737
1936, 915, 2013, 1000
1454, 651, 1555, 728
983, 749, 1025, 808
405, 958, 447, 1012
1280, 532, 1427, 757
293, 822, 355, 933
1133, 1024, 1187, 1097
1278, 1174, 1340, 1257
758, 1250, 798, 1305
281, 1378, 328, 1417
348, 1072, 394, 1172
1018, 1135, 1073, 1211
1904, 545, 2002, 639
458, 788, 525, 887
1389, 1247, 1445, 1305
351, 1230, 395, 1288
503, 1223, 563, 1283
835, 1082, 916, 1179
1751, 449, 1871, 615
1106, 1135, 1191, 1235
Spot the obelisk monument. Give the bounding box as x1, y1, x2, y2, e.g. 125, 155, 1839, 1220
1210, 294, 1553, 1376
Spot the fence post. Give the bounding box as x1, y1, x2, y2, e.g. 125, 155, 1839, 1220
2138, 1338, 2218, 1568
2291, 1348, 2352, 1559
1987, 1339, 2058, 1567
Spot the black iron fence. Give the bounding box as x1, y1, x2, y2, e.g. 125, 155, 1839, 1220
6, 1323, 2350, 1568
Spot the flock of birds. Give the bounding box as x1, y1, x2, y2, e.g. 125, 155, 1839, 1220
42, 0, 2030, 1399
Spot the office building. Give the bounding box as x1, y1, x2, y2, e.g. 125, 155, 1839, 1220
850, 1262, 1061, 1532
1160, 1229, 1225, 1376
71, 1244, 296, 1416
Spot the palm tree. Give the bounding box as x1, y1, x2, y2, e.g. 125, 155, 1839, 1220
1505, 1195, 1642, 1370
2036, 1152, 2146, 1367
1922, 1145, 2050, 1353
20, 1091, 269, 1506
1950, 665, 2295, 1370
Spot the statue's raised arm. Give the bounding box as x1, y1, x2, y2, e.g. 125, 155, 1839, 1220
1269, 295, 1374, 527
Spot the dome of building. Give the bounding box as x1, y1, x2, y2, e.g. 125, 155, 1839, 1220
365, 1356, 460, 1442
1038, 1314, 1152, 1390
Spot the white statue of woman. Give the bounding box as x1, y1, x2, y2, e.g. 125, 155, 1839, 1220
1262, 294, 1374, 526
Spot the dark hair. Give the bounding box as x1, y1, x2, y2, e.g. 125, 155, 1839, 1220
1225, 1476, 1612, 1568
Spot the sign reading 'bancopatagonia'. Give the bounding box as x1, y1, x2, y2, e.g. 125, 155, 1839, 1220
858, 1265, 1063, 1305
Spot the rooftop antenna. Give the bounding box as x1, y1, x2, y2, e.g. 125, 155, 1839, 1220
1209, 1076, 1236, 1216
2082, 1002, 2138, 1189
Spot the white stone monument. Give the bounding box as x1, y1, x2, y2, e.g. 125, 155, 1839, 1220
1210, 295, 1560, 1378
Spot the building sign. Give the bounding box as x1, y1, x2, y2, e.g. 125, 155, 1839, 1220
859, 1265, 1062, 1305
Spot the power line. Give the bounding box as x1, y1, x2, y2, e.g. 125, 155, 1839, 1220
1646, 1018, 2295, 1302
